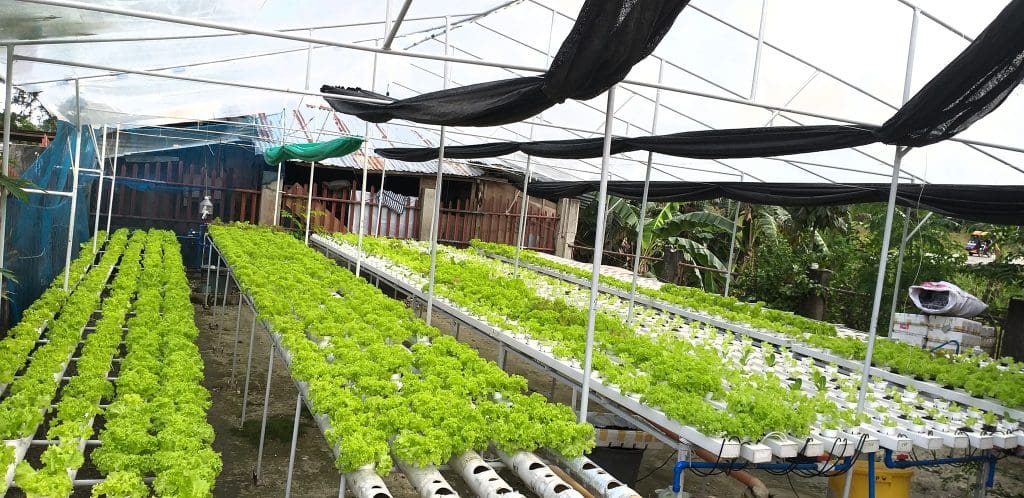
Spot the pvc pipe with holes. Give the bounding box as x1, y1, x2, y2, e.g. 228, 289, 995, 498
496, 450, 582, 498
451, 451, 525, 498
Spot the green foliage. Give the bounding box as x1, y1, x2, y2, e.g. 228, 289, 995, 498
211, 223, 593, 474
90, 471, 149, 498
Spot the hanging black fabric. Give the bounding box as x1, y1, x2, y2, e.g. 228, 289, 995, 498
321, 0, 690, 126
524, 181, 1024, 225
375, 0, 1024, 160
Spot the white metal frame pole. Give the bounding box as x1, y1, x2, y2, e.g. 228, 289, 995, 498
357, 0, 388, 273
626, 60, 664, 323
373, 0, 392, 238
723, 174, 745, 297
273, 161, 282, 226
303, 162, 315, 244
578, 85, 617, 424
1, 45, 13, 300
63, 79, 83, 290
424, 17, 451, 326
104, 125, 119, 234
91, 124, 107, 253
843, 8, 919, 498
511, 9, 555, 277
512, 149, 533, 277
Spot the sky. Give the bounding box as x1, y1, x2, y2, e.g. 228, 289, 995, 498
1, 0, 1021, 185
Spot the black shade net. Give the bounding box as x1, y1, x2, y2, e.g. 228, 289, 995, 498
321, 0, 690, 126
524, 181, 1024, 225
374, 0, 1024, 162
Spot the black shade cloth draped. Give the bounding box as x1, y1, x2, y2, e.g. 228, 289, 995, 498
321, 0, 689, 126
376, 0, 1024, 161
525, 181, 1024, 225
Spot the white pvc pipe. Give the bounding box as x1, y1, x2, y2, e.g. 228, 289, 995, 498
496, 450, 581, 498
394, 460, 459, 498
723, 196, 742, 297
578, 85, 616, 424
63, 79, 83, 290
424, 17, 450, 326
547, 453, 640, 498
349, 465, 394, 498
104, 125, 119, 234
91, 124, 107, 253
357, 33, 385, 277
451, 451, 524, 498
0, 45, 13, 300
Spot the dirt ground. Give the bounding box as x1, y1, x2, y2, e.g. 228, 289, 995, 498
191, 271, 1024, 498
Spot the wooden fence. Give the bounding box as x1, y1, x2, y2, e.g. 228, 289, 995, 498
280, 183, 421, 239
438, 196, 558, 252
279, 185, 558, 252
90, 159, 260, 230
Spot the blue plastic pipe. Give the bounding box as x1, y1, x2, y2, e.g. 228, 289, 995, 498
671, 456, 856, 492
883, 449, 996, 488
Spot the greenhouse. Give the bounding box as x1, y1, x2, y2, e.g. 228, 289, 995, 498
1, 0, 1024, 497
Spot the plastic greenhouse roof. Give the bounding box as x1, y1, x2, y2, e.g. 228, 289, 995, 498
2, 0, 1024, 185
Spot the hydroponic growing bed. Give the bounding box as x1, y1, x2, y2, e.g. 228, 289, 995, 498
207, 223, 640, 498
0, 229, 221, 497
317, 234, 1023, 465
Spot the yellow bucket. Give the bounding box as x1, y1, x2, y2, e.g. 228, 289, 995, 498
827, 460, 913, 498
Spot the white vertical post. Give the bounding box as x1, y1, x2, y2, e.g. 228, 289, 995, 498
512, 151, 533, 277
273, 107, 285, 227
512, 10, 555, 277
750, 0, 768, 100
356, 38, 383, 276
424, 16, 451, 326
63, 79, 83, 290
1, 45, 14, 299
723, 173, 745, 297
304, 28, 314, 90
843, 9, 919, 498
91, 124, 107, 253
374, 1, 393, 238
104, 125, 119, 234
273, 161, 282, 226
887, 207, 912, 329
578, 85, 617, 424
723, 197, 742, 296
626, 60, 664, 323
304, 162, 315, 244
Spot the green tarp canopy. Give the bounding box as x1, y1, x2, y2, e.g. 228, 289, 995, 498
262, 136, 363, 165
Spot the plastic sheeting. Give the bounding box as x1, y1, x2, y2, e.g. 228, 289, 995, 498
262, 136, 364, 165
522, 181, 1024, 225
372, 0, 1024, 162
321, 0, 689, 126
3, 122, 95, 323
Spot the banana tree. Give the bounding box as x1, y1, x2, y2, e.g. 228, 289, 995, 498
640, 204, 735, 291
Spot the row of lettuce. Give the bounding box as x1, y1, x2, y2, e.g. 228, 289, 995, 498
471, 240, 1024, 408
340, 234, 855, 440
1, 230, 220, 497
210, 224, 593, 475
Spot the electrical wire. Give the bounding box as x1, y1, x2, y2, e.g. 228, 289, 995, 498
634, 451, 676, 483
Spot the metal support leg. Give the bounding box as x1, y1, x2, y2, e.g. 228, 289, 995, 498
231, 293, 243, 380
240, 311, 257, 427
284, 391, 303, 498
338, 474, 347, 498
221, 271, 231, 333
63, 79, 83, 290
213, 256, 221, 310
255, 343, 276, 481
497, 344, 507, 370
973, 452, 989, 498
454, 322, 460, 340
571, 388, 578, 411
204, 238, 213, 305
